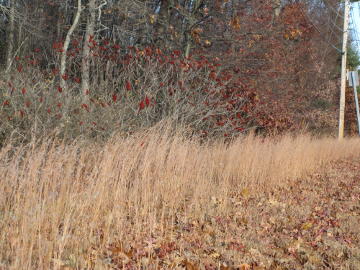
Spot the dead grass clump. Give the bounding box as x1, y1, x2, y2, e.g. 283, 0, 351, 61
0, 129, 360, 269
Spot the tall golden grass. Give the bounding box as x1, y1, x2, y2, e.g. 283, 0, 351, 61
0, 127, 360, 269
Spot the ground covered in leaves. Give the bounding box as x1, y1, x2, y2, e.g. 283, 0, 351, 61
86, 158, 360, 270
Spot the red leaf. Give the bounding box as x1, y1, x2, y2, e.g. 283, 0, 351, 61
72, 39, 79, 47
145, 96, 150, 106
81, 103, 89, 111
112, 94, 117, 102
139, 100, 145, 111
235, 127, 244, 132
112, 44, 120, 50
209, 71, 216, 80
52, 42, 63, 49
17, 65, 23, 73
62, 74, 69, 81
73, 77, 81, 84
145, 47, 152, 56
21, 88, 26, 95
173, 50, 181, 56
125, 81, 132, 91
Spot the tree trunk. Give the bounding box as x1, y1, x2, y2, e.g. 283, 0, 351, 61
183, 0, 200, 58
273, 0, 281, 18
81, 0, 96, 97
56, 4, 63, 39
17, 20, 23, 55
5, 0, 15, 73
60, 0, 82, 92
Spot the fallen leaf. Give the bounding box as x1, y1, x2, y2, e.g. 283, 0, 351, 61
241, 188, 250, 198
301, 222, 313, 230
239, 263, 251, 270
184, 259, 199, 270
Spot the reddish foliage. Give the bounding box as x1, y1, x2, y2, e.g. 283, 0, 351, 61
52, 41, 63, 49
145, 96, 150, 106
73, 77, 81, 84
125, 81, 132, 91
139, 100, 145, 111
62, 74, 69, 81
81, 104, 90, 112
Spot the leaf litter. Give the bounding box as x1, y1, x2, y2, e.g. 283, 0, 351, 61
83, 158, 360, 270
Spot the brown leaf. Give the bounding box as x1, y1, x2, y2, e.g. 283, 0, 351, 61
239, 263, 251, 270
184, 259, 199, 270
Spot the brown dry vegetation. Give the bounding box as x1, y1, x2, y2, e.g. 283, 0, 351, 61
0, 126, 360, 269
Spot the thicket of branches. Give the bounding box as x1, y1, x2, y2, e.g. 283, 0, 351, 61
0, 0, 354, 143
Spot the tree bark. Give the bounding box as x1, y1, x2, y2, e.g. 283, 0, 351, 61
81, 0, 96, 97
183, 0, 201, 58
5, 0, 15, 73
60, 0, 82, 92
273, 0, 281, 18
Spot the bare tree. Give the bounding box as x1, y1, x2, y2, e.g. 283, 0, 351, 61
60, 0, 82, 92
81, 0, 97, 97
5, 0, 15, 73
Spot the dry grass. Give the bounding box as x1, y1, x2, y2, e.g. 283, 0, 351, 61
1, 127, 360, 269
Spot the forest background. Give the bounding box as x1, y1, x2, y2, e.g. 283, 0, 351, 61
0, 0, 360, 143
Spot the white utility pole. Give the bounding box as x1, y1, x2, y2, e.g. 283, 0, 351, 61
350, 71, 360, 135
338, 0, 350, 140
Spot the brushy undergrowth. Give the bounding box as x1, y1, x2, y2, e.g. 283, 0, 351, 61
0, 125, 359, 269
0, 45, 291, 146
